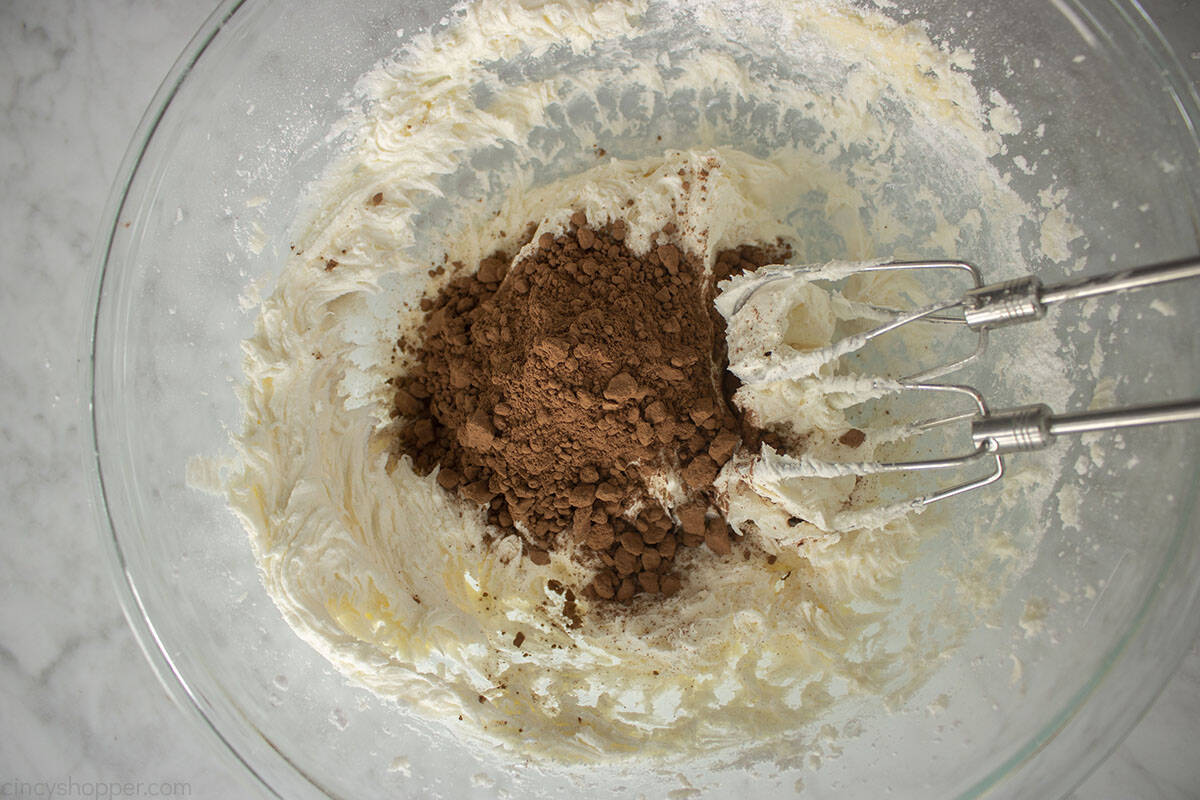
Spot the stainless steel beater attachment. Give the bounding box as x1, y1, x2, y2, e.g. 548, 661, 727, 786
846, 385, 1200, 506
780, 256, 1200, 382
729, 255, 1200, 506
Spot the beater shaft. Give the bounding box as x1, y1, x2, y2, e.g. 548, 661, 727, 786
971, 398, 1200, 454
964, 256, 1200, 330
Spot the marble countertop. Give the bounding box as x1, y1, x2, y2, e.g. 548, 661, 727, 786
0, 1, 1197, 798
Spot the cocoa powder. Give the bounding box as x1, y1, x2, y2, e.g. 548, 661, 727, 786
393, 213, 781, 604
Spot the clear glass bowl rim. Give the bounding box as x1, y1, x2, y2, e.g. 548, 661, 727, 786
80, 1, 1200, 797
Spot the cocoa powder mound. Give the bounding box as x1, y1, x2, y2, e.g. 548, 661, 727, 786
393, 212, 781, 604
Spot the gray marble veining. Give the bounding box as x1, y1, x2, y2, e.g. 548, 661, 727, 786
0, 1, 245, 796
0, 1, 1196, 798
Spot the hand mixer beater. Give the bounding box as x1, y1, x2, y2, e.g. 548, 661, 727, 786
720, 256, 1200, 507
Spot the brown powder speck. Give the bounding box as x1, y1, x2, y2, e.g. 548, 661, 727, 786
370, 192, 384, 206
839, 428, 866, 448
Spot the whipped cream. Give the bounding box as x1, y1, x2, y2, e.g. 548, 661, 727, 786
224, 0, 1073, 767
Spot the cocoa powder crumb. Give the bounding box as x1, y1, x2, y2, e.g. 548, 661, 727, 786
436, 468, 461, 490
614, 547, 639, 576
839, 428, 866, 448
393, 215, 787, 607
592, 570, 617, 599
603, 372, 641, 403
618, 530, 645, 555
681, 455, 718, 488
708, 430, 741, 465
656, 536, 677, 560
458, 408, 495, 451
704, 516, 732, 556
677, 502, 706, 537
657, 243, 680, 273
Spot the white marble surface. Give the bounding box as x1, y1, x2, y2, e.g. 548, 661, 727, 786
0, 1, 1196, 798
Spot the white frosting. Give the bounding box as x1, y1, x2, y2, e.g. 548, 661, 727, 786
718, 263, 960, 384
224, 0, 1072, 767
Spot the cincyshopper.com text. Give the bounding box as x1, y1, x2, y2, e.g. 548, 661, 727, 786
1, 779, 191, 798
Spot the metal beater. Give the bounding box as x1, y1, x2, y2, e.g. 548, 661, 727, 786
726, 256, 1200, 506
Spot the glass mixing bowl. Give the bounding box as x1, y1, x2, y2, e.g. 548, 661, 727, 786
85, 0, 1200, 797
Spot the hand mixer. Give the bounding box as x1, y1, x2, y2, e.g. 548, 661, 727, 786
723, 256, 1200, 507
